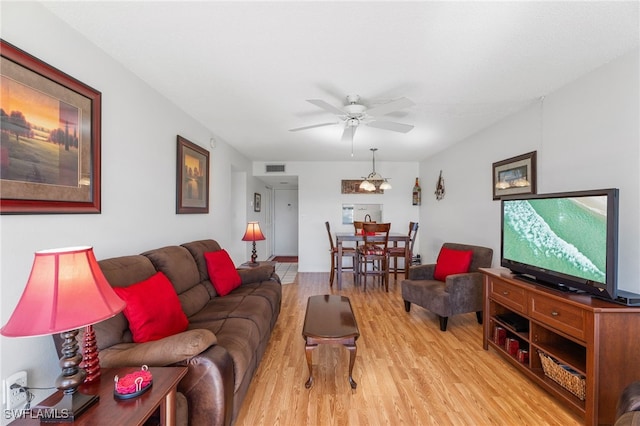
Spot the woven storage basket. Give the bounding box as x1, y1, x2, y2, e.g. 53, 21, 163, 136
538, 351, 586, 400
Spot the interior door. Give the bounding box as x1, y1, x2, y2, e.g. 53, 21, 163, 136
273, 189, 298, 255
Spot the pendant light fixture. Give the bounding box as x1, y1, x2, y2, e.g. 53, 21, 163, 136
359, 148, 392, 191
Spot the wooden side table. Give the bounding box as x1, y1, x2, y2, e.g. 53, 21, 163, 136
238, 260, 276, 269
9, 367, 187, 426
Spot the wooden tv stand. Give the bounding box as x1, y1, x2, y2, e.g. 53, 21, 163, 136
481, 268, 640, 425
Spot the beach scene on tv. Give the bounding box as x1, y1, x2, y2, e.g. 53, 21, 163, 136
503, 196, 607, 284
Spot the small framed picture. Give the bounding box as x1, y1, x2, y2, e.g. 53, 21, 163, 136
254, 193, 261, 212
492, 151, 537, 200
176, 135, 209, 213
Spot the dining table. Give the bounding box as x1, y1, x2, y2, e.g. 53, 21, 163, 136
335, 232, 411, 290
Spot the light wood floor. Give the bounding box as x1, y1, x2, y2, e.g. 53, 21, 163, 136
235, 272, 582, 425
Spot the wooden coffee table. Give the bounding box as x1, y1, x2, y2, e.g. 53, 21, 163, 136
302, 295, 360, 389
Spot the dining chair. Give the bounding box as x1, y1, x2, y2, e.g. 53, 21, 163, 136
353, 219, 376, 234
325, 221, 356, 287
356, 222, 391, 291
388, 221, 419, 281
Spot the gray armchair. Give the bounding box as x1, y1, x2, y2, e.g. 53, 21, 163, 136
401, 242, 493, 331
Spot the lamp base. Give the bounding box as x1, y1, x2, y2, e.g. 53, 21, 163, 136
34, 392, 99, 422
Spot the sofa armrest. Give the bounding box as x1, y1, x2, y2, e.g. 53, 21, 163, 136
407, 264, 436, 280
99, 329, 217, 368
237, 263, 276, 284
175, 344, 234, 426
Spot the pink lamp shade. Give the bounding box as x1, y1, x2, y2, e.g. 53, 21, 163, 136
242, 222, 266, 265
1, 246, 125, 421
241, 222, 266, 242
1, 246, 125, 337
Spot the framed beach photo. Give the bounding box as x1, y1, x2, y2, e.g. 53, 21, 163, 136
176, 135, 209, 214
1, 40, 102, 214
492, 151, 537, 200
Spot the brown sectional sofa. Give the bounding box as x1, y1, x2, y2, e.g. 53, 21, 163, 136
65, 239, 281, 425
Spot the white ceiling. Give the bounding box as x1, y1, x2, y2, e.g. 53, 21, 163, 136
42, 1, 639, 164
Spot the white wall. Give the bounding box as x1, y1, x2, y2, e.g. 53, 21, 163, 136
254, 160, 420, 271
419, 48, 640, 294
0, 2, 255, 416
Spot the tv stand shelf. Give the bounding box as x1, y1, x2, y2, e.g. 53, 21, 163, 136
481, 268, 640, 426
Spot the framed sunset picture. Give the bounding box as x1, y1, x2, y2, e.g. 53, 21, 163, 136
0, 40, 101, 214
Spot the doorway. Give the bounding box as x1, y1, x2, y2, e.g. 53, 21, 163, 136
273, 189, 298, 256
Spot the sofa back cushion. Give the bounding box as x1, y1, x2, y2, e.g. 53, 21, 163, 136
96, 255, 158, 349
182, 239, 224, 297
143, 245, 210, 317
114, 271, 189, 342
181, 239, 223, 281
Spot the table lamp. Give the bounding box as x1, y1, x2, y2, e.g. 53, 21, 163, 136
0, 246, 126, 422
241, 221, 266, 266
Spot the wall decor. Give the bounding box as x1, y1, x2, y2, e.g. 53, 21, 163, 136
492, 151, 537, 200
0, 40, 102, 214
176, 135, 209, 213
254, 192, 261, 212
341, 179, 384, 194
434, 170, 445, 201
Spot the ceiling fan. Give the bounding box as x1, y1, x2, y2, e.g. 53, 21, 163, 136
289, 94, 415, 149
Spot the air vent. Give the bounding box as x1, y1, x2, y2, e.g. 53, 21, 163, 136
265, 164, 286, 173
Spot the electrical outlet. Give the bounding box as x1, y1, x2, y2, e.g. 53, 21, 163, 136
4, 371, 27, 410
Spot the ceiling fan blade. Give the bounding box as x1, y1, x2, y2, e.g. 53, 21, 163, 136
367, 120, 414, 133
289, 122, 338, 132
341, 125, 357, 144
366, 97, 415, 117
307, 99, 346, 116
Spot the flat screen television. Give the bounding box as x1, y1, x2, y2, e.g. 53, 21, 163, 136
500, 188, 619, 301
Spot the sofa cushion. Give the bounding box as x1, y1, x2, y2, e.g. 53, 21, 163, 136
434, 247, 473, 281
181, 239, 223, 282
99, 329, 217, 367
114, 271, 189, 342
143, 245, 201, 294
143, 245, 209, 316
204, 249, 242, 296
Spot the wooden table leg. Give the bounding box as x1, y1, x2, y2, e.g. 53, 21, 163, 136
346, 341, 357, 389
305, 343, 316, 388
337, 241, 343, 290
161, 387, 177, 426
405, 244, 411, 279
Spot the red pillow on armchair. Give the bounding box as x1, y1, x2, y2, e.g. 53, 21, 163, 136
433, 247, 473, 281
204, 249, 242, 296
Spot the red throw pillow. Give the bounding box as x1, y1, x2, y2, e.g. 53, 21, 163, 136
433, 247, 474, 281
204, 249, 241, 296
114, 271, 188, 343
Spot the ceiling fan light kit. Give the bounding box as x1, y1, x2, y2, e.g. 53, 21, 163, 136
360, 148, 392, 192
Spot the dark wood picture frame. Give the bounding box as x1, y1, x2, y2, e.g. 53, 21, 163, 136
254, 193, 261, 212
176, 135, 209, 214
492, 151, 537, 200
340, 179, 384, 194
0, 40, 102, 214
